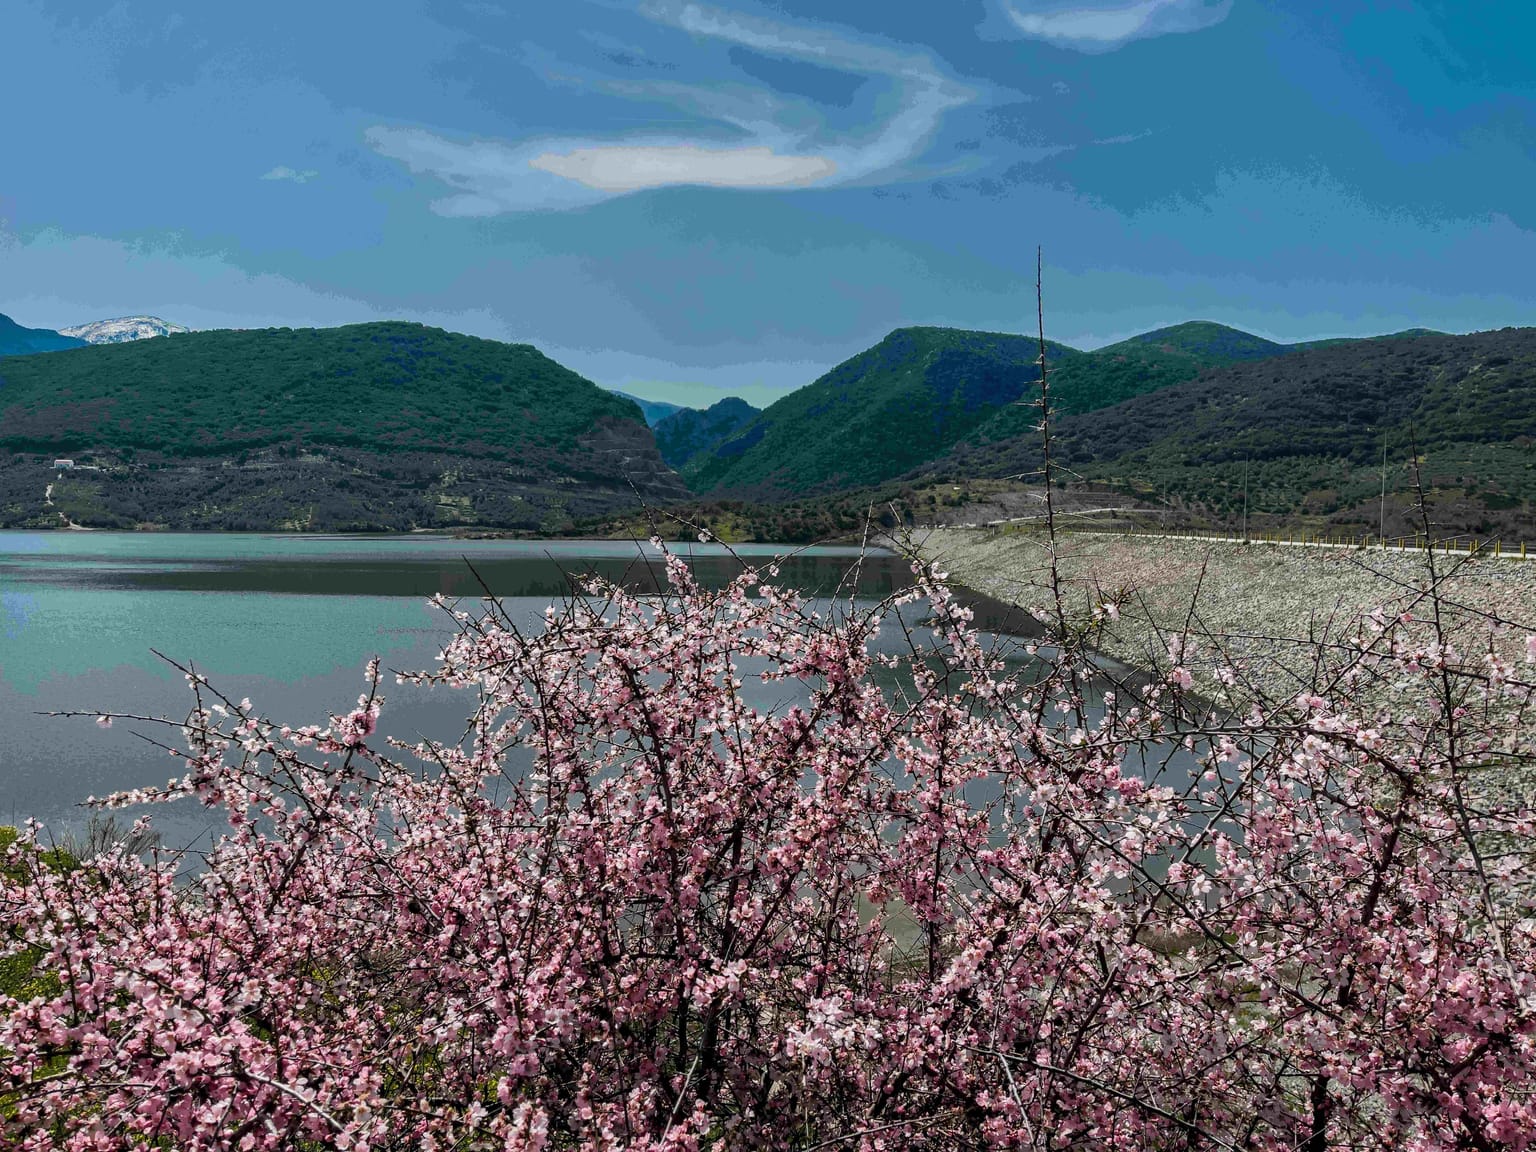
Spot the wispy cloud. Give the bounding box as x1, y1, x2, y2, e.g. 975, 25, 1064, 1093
531, 145, 835, 192
1093, 128, 1155, 145
260, 166, 319, 184
366, 2, 973, 214
996, 0, 1232, 52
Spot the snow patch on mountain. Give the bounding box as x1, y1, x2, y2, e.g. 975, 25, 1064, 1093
59, 316, 191, 344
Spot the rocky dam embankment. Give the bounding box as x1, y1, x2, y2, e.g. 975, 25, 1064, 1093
916, 527, 1536, 701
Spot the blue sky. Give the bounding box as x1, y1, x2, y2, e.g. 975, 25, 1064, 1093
2, 1, 1534, 406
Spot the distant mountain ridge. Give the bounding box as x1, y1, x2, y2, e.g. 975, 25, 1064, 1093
0, 313, 87, 357
678, 319, 1487, 502
4, 307, 1509, 536
957, 320, 1297, 450
1290, 327, 1445, 351
610, 390, 685, 427
60, 316, 190, 344
654, 397, 760, 470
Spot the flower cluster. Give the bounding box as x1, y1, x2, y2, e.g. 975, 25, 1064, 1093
2, 546, 1534, 1150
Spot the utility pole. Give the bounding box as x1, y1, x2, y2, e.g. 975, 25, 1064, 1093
1379, 437, 1388, 545
1241, 456, 1250, 542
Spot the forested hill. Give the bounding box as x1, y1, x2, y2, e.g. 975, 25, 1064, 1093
1112, 320, 1288, 361
936, 327, 1536, 537
0, 321, 646, 457
654, 397, 760, 470
682, 320, 1316, 500
958, 322, 1298, 450
0, 322, 686, 531
684, 327, 1080, 499
0, 313, 87, 357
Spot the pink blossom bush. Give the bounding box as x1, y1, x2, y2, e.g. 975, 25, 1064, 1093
2, 545, 1535, 1150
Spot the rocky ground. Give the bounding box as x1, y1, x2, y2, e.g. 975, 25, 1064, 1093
915, 526, 1536, 702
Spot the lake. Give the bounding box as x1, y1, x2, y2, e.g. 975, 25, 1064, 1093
0, 532, 1037, 849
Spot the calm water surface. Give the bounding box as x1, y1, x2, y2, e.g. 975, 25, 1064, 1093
2, 533, 1039, 847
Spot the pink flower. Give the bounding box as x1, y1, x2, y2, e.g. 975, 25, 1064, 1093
3, 546, 1532, 1150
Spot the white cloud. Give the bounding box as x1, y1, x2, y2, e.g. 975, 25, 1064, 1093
651, 1, 928, 74
1093, 128, 1155, 145
997, 0, 1231, 52
365, 129, 837, 214
366, 2, 973, 214
261, 166, 319, 184
364, 128, 602, 215
643, 1, 970, 184
530, 144, 835, 192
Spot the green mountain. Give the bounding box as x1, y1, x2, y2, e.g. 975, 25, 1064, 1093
0, 322, 685, 531
0, 313, 87, 357
654, 397, 760, 469
1110, 320, 1288, 362
963, 339, 1267, 447
937, 327, 1536, 539
682, 321, 1307, 498
657, 318, 1498, 514
685, 327, 1081, 499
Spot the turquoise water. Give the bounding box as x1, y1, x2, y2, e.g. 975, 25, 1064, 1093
0, 533, 936, 843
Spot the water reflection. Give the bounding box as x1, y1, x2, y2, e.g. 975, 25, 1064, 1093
0, 533, 1193, 856
1, 535, 1015, 844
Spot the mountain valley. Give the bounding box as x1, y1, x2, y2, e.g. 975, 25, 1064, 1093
3, 308, 1532, 541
